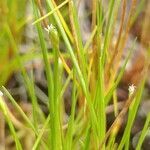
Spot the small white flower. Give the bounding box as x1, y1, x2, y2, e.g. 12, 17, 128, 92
0, 90, 3, 97
128, 84, 136, 95
44, 24, 56, 33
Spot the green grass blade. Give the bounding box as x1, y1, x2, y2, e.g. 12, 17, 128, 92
64, 69, 77, 150
83, 125, 91, 150
136, 113, 150, 150
46, 0, 99, 138
105, 39, 136, 104
32, 115, 50, 150
118, 76, 146, 150
101, 0, 115, 64
32, 0, 54, 112
32, 0, 69, 25
2, 86, 49, 149
0, 96, 22, 150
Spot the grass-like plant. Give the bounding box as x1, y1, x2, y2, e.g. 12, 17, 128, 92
0, 0, 149, 149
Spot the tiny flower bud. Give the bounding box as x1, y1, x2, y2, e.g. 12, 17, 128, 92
128, 84, 136, 95
44, 24, 59, 49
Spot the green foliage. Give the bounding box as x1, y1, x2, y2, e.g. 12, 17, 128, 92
0, 0, 149, 149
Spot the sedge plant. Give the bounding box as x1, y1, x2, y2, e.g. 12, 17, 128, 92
0, 0, 149, 149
